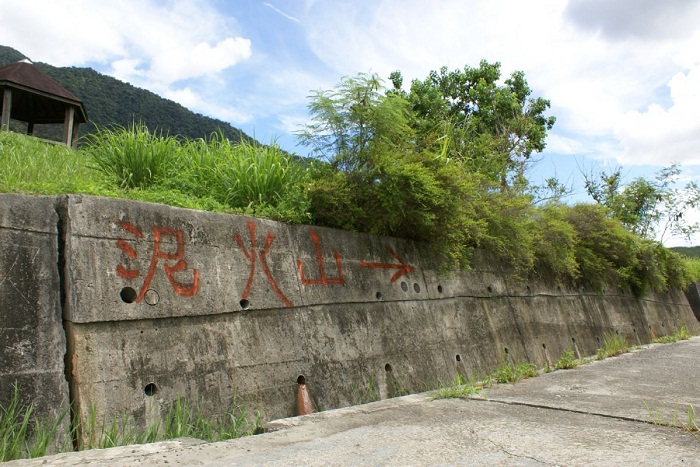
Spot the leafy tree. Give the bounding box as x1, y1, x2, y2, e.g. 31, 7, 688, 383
298, 73, 483, 266
392, 61, 556, 191
297, 72, 413, 171
584, 164, 700, 243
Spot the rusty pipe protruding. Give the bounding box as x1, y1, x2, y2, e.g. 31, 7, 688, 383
297, 375, 314, 416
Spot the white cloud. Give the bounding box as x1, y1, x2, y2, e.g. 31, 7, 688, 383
276, 113, 310, 134
4, 0, 700, 183
0, 0, 251, 88
617, 66, 700, 166
298, 0, 700, 171
164, 87, 252, 124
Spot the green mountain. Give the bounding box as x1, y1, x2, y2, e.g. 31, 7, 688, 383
670, 246, 700, 258
0, 45, 253, 144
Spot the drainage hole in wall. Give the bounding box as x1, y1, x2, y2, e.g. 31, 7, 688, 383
526, 285, 531, 293
557, 285, 563, 293
120, 287, 137, 304
297, 375, 306, 384
596, 336, 601, 346
542, 343, 547, 349
504, 347, 509, 355
455, 354, 461, 362
144, 383, 158, 397
240, 299, 251, 310
413, 283, 421, 293
487, 286, 493, 294
144, 289, 159, 306
437, 285, 443, 294
385, 363, 392, 372
571, 337, 576, 344
376, 292, 383, 301
401, 281, 408, 292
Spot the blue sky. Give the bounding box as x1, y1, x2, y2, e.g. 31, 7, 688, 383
2, 0, 700, 245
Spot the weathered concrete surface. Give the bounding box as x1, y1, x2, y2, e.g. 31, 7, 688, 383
2, 193, 699, 448
0, 194, 69, 441
56, 195, 699, 432
11, 337, 700, 466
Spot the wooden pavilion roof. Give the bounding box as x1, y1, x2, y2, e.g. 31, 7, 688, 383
0, 61, 87, 124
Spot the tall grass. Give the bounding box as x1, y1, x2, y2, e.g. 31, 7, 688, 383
0, 383, 66, 462
1, 384, 262, 462
1, 127, 311, 223
0, 131, 100, 194
84, 122, 177, 189
176, 133, 311, 222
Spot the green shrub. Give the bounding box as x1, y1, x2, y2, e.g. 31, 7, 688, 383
308, 150, 483, 268
531, 204, 580, 283
684, 257, 700, 283
653, 325, 693, 344
474, 192, 537, 278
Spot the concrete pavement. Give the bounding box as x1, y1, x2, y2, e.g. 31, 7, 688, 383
9, 337, 700, 466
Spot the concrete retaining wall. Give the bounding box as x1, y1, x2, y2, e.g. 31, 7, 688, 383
1, 193, 699, 434
0, 195, 69, 435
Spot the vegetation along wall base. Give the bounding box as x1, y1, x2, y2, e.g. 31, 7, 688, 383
1, 193, 699, 437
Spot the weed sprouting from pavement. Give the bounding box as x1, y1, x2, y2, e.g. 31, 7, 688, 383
596, 332, 630, 359
350, 374, 381, 405
644, 402, 699, 442
1, 385, 262, 462
434, 374, 493, 399
493, 357, 538, 384
653, 325, 693, 344
554, 349, 580, 369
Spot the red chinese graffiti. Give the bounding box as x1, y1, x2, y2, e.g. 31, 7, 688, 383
297, 230, 344, 286
116, 221, 200, 303
234, 221, 293, 307
360, 247, 413, 283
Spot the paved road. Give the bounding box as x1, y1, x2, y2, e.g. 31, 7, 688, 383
9, 338, 700, 466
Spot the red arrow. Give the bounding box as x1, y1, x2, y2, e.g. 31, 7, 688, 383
360, 248, 413, 282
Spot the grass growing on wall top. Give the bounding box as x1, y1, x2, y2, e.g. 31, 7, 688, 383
0, 127, 695, 295
0, 127, 310, 222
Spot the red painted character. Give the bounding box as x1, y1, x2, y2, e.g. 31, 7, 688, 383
116, 221, 199, 302
233, 221, 293, 307
297, 229, 344, 286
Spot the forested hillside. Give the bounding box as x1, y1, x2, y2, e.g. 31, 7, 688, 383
0, 45, 253, 143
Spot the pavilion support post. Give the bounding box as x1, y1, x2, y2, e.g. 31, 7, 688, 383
27, 120, 35, 136
71, 121, 80, 149
63, 106, 75, 147
1, 88, 11, 132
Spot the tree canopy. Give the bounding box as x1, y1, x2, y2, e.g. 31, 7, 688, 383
584, 164, 700, 243
391, 61, 556, 190
296, 66, 691, 295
